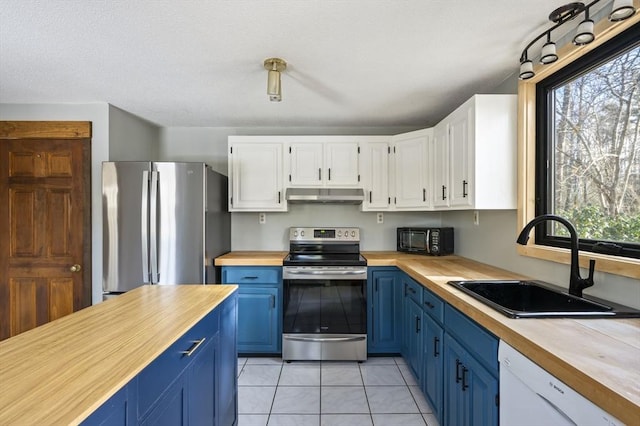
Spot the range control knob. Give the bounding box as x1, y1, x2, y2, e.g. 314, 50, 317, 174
351, 231, 356, 237
300, 231, 305, 237
337, 231, 342, 237
293, 231, 298, 237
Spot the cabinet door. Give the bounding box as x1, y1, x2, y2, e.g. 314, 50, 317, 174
140, 376, 187, 426
443, 333, 468, 426
187, 334, 218, 425
289, 143, 323, 186
449, 108, 472, 208
229, 143, 285, 211
369, 269, 401, 353
443, 333, 498, 426
406, 299, 423, 382
422, 313, 444, 424
360, 142, 390, 211
237, 286, 279, 353
392, 132, 431, 209
325, 142, 360, 186
82, 386, 132, 426
432, 122, 450, 208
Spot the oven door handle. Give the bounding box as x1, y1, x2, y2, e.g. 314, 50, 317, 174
284, 336, 366, 343
284, 269, 367, 275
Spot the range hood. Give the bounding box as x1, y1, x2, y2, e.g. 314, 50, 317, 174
285, 188, 365, 204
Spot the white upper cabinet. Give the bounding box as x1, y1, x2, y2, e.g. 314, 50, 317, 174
432, 121, 449, 208
228, 137, 286, 212
288, 139, 360, 187
442, 94, 517, 210
359, 137, 392, 211
391, 129, 433, 210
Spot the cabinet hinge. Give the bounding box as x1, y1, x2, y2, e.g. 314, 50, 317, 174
495, 394, 499, 407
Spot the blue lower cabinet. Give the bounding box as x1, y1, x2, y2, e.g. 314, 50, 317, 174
367, 268, 402, 353
82, 293, 238, 426
422, 312, 444, 424
237, 286, 280, 353
405, 298, 423, 381
442, 304, 498, 426
223, 266, 282, 354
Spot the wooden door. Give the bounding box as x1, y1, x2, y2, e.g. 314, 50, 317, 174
0, 121, 91, 340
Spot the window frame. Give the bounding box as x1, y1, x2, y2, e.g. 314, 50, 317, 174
517, 14, 640, 279
535, 23, 640, 259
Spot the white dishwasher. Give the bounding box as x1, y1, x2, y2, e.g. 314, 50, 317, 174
498, 341, 624, 426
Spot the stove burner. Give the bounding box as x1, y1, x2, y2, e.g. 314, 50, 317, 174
284, 227, 366, 267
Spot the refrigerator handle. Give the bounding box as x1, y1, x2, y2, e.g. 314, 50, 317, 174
150, 170, 159, 283
141, 170, 150, 283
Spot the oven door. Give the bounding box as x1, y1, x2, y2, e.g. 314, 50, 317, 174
282, 267, 367, 360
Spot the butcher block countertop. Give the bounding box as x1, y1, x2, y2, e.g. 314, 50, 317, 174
0, 284, 237, 426
217, 250, 640, 424
215, 251, 287, 265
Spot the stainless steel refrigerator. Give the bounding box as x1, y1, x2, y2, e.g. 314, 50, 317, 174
102, 162, 230, 297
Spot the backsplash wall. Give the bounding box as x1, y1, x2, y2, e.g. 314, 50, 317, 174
231, 205, 441, 251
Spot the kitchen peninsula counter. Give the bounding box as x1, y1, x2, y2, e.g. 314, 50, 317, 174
0, 284, 238, 425
217, 250, 639, 424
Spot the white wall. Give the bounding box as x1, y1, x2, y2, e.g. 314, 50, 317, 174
232, 206, 442, 251
0, 103, 110, 305
109, 105, 160, 161
1, 103, 161, 304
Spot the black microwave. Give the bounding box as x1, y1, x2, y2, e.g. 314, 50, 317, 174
397, 227, 454, 256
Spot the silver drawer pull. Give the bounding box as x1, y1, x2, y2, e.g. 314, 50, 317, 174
181, 338, 206, 357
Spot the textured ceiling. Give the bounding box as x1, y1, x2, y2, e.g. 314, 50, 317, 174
1, 0, 575, 127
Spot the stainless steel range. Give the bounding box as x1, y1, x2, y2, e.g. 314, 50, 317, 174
282, 227, 367, 361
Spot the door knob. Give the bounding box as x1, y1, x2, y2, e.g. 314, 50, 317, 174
70, 264, 82, 272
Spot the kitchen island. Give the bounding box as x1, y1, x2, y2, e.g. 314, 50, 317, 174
0, 284, 238, 425
216, 251, 640, 424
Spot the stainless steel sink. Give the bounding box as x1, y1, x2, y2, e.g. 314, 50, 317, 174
447, 280, 640, 318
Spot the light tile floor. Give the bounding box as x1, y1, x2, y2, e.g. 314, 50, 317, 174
237, 356, 440, 426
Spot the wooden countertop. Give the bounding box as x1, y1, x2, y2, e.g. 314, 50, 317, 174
217, 250, 639, 423
0, 284, 238, 426
215, 251, 286, 266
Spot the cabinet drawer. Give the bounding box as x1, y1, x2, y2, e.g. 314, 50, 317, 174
444, 304, 498, 373
422, 288, 444, 323
137, 308, 220, 419
403, 276, 423, 305
223, 267, 281, 284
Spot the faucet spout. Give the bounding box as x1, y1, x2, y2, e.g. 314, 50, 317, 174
517, 214, 595, 297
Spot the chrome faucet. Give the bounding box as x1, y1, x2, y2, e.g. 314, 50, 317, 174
516, 214, 595, 297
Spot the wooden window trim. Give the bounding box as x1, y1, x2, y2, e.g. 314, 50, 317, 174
517, 11, 640, 280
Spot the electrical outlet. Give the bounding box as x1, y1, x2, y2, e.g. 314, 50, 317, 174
259, 213, 266, 224
377, 212, 384, 224
473, 210, 480, 226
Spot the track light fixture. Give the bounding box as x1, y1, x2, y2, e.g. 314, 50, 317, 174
518, 0, 636, 80
264, 58, 287, 102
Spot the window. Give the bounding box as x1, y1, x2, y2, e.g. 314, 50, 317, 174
535, 23, 640, 259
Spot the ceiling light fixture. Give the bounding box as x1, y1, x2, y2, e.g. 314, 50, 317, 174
518, 0, 636, 80
264, 58, 287, 102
